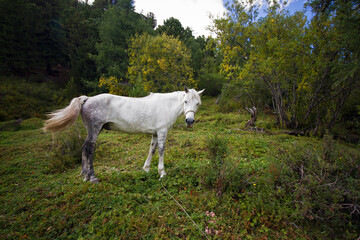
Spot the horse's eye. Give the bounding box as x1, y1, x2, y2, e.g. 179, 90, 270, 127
196, 103, 199, 106
185, 101, 188, 104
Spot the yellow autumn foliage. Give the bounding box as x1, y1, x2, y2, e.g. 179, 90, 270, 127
98, 76, 128, 95
127, 33, 195, 93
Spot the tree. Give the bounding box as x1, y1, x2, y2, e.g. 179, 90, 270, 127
92, 1, 153, 80
146, 12, 157, 29
156, 17, 210, 77
63, 0, 101, 92
197, 38, 226, 97
0, 0, 68, 76
187, 35, 207, 78
212, 0, 359, 133
211, 1, 272, 111
156, 17, 193, 43
307, 0, 360, 130
242, 9, 310, 128
127, 33, 195, 93
92, 0, 134, 10
0, 0, 38, 74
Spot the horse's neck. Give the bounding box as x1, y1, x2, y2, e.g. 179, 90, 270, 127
176, 91, 185, 116
160, 91, 185, 117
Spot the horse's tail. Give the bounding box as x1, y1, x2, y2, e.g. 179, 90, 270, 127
43, 96, 88, 134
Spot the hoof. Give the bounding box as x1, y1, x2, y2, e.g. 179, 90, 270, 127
159, 171, 167, 180
143, 166, 150, 173
83, 176, 90, 182
159, 173, 168, 181
90, 177, 99, 184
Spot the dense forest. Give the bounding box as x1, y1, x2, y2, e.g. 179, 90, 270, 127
0, 0, 359, 139
0, 0, 216, 91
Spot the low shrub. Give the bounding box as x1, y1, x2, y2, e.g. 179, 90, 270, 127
202, 135, 247, 197
0, 76, 73, 121
48, 123, 86, 173
200, 132, 359, 238
263, 133, 360, 238
203, 135, 228, 195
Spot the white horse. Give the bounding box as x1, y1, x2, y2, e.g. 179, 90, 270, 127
44, 87, 204, 183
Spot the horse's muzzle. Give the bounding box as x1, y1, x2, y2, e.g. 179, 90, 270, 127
185, 118, 195, 127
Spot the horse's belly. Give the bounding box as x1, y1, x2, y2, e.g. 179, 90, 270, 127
106, 122, 156, 134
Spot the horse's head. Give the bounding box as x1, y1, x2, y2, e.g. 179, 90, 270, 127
183, 86, 205, 128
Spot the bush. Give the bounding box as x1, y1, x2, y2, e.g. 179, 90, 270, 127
48, 123, 86, 173
268, 134, 360, 238
200, 132, 359, 238
197, 70, 225, 97
0, 76, 67, 121
203, 135, 228, 194
202, 135, 246, 197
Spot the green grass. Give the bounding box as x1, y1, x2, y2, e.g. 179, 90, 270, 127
1, 97, 359, 239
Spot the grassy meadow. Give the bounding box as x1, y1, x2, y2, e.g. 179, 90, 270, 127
0, 97, 359, 239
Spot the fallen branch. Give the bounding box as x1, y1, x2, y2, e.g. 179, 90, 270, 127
231, 128, 308, 136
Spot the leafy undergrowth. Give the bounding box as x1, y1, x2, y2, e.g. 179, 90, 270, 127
0, 76, 65, 121
0, 97, 359, 239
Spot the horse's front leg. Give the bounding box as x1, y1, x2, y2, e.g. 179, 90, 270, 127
157, 131, 167, 179
143, 134, 158, 172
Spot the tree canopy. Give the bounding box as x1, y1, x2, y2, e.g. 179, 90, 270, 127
127, 33, 195, 93
212, 0, 360, 134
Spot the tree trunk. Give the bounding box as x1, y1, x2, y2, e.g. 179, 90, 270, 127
327, 89, 351, 129
245, 107, 257, 127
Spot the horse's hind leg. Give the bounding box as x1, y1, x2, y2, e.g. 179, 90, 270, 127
81, 124, 102, 183
143, 134, 158, 172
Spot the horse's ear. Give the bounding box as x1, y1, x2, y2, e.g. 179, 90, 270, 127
184, 86, 189, 93
198, 89, 205, 95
